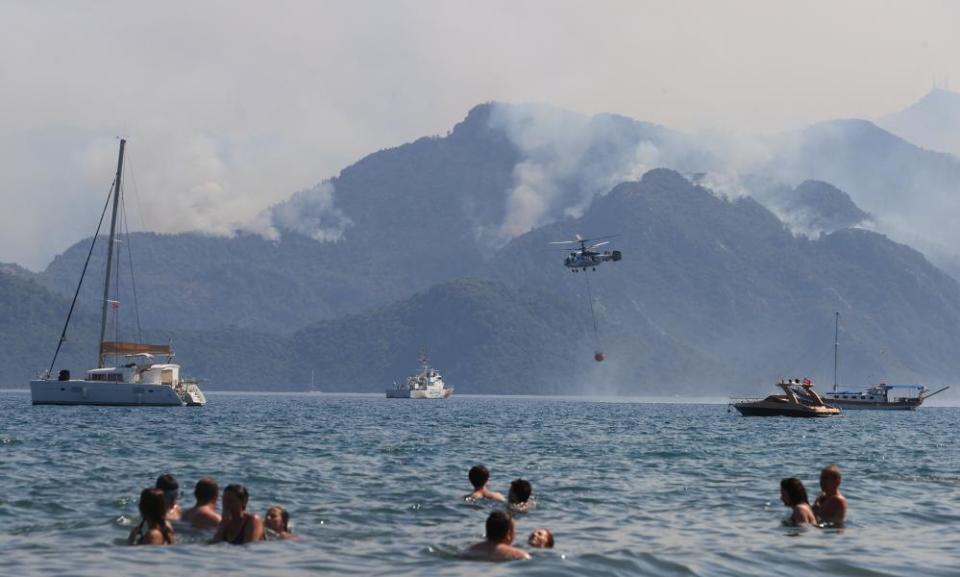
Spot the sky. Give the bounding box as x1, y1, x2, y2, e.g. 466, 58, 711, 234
1, 0, 958, 269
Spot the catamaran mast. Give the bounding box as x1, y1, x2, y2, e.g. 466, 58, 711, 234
98, 139, 125, 367
833, 311, 839, 392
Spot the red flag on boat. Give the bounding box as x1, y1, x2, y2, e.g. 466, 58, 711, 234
802, 377, 812, 385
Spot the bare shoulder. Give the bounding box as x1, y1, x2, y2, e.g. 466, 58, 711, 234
498, 544, 531, 561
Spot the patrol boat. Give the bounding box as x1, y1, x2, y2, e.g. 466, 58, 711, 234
29, 139, 206, 407
732, 378, 841, 417
386, 352, 454, 399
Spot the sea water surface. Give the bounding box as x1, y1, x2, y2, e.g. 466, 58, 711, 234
1, 391, 958, 576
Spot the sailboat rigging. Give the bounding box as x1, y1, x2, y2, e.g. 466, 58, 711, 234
30, 139, 206, 406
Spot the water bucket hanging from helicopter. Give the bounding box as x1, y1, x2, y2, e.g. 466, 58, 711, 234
547, 234, 622, 361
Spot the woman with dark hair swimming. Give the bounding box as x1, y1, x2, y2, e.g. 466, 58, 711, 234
210, 484, 265, 545
780, 477, 816, 526
128, 488, 175, 545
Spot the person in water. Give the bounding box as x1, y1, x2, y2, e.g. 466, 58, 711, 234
508, 479, 535, 512
462, 511, 531, 561
780, 477, 816, 526
210, 484, 265, 545
155, 473, 182, 521
182, 477, 222, 530
464, 465, 506, 502
128, 488, 175, 545
527, 528, 554, 548
265, 506, 298, 540
812, 464, 848, 525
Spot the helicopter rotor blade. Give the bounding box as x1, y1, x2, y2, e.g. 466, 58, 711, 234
588, 241, 610, 249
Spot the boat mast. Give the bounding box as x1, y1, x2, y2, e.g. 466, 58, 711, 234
833, 311, 839, 392
98, 139, 125, 367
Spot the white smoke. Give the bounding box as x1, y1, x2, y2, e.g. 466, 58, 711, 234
488, 103, 673, 239
247, 182, 352, 242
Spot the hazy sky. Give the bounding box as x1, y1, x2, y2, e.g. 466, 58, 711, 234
1, 0, 957, 269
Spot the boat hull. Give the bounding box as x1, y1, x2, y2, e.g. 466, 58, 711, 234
30, 379, 196, 407
733, 403, 840, 417
826, 400, 919, 411
385, 388, 454, 399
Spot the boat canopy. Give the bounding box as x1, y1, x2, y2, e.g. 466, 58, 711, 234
100, 341, 172, 358
884, 384, 923, 389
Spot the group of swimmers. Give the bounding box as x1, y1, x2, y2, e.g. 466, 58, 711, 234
461, 464, 554, 561
780, 464, 848, 527
126, 464, 846, 555
128, 474, 296, 546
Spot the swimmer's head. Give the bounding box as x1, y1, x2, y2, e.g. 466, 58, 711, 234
820, 464, 842, 491
139, 487, 168, 524
508, 479, 532, 504
266, 506, 290, 533
468, 465, 490, 489
223, 484, 250, 513
485, 511, 514, 544
528, 528, 554, 548
780, 477, 809, 506
155, 473, 180, 507
194, 478, 219, 506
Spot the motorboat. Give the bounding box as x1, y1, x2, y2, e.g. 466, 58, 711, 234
732, 378, 841, 417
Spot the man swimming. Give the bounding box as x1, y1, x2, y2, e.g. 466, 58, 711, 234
464, 464, 506, 502
462, 511, 531, 561
508, 478, 535, 513
182, 478, 222, 530
155, 473, 182, 521
812, 464, 848, 525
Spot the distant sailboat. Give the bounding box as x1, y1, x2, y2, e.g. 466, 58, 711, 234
821, 312, 949, 410
30, 139, 206, 406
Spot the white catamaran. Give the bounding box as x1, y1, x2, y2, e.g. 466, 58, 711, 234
30, 139, 206, 407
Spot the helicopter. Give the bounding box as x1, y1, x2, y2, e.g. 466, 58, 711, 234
549, 234, 622, 272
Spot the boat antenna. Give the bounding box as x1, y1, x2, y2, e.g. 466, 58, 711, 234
45, 181, 114, 377
833, 311, 839, 392
98, 138, 125, 367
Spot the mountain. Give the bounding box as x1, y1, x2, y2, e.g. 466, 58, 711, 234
37, 103, 708, 332
250, 169, 960, 395
763, 118, 960, 278
0, 269, 98, 386
879, 88, 960, 158
484, 169, 960, 390
11, 102, 960, 394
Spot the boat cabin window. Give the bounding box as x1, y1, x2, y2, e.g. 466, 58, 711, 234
88, 373, 123, 382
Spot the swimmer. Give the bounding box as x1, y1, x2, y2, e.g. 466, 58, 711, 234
182, 477, 222, 530
812, 464, 848, 526
462, 511, 531, 561
527, 528, 554, 548
265, 506, 298, 540
128, 488, 175, 545
210, 484, 265, 545
780, 477, 816, 526
508, 479, 536, 513
155, 473, 182, 521
464, 465, 506, 502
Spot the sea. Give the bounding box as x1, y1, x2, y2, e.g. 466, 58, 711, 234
1, 390, 958, 576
